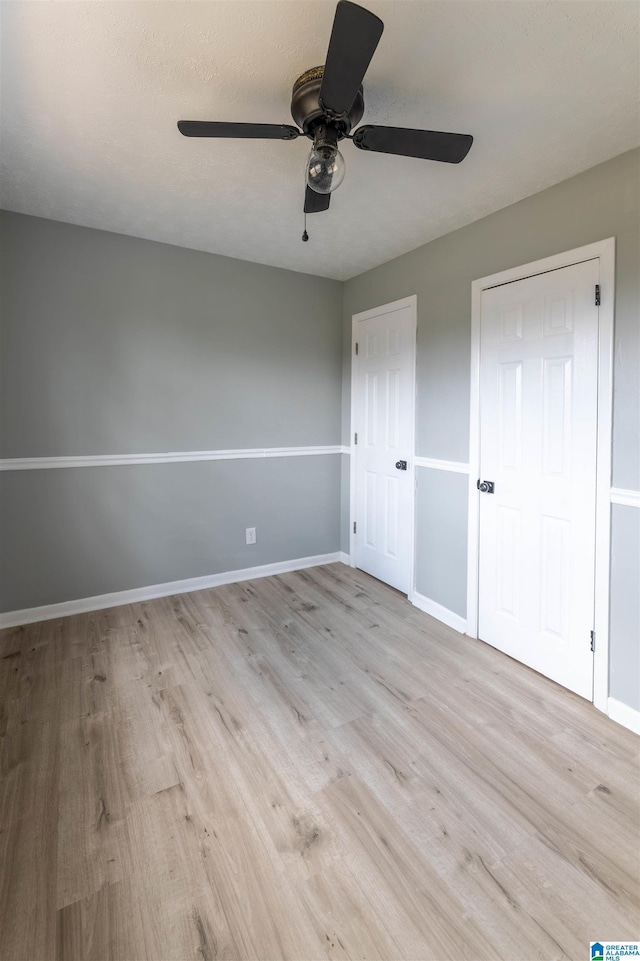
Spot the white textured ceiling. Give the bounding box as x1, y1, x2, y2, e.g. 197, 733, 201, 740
1, 1, 638, 280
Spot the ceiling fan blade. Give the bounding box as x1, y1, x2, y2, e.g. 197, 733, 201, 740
177, 121, 299, 140
304, 187, 331, 213
352, 125, 473, 163
319, 1, 384, 117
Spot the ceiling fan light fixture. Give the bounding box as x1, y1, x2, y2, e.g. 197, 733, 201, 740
306, 146, 346, 194
178, 1, 473, 214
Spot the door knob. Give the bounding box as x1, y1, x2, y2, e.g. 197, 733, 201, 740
395, 460, 408, 471
477, 479, 495, 493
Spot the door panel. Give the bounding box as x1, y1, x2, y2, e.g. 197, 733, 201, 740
478, 259, 599, 699
542, 357, 572, 476
498, 361, 522, 471
354, 304, 415, 593
496, 505, 521, 618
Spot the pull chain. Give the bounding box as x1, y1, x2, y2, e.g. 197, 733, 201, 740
302, 171, 309, 241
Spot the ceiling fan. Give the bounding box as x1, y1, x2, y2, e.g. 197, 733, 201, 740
177, 1, 473, 237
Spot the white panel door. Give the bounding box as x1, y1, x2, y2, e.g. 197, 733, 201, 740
478, 259, 599, 699
353, 302, 415, 593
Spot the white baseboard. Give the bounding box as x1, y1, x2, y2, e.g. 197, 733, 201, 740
607, 697, 640, 735
338, 551, 350, 565
411, 591, 467, 634
0, 552, 344, 629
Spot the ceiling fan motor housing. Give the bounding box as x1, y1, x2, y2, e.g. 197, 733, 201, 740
291, 66, 364, 138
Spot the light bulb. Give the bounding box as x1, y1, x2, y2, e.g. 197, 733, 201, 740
306, 147, 346, 194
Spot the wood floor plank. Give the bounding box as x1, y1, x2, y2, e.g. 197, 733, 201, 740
481, 830, 639, 955
318, 773, 498, 960
0, 707, 60, 960
406, 698, 640, 910
298, 859, 421, 961
56, 880, 139, 961
1, 562, 638, 961
56, 710, 129, 909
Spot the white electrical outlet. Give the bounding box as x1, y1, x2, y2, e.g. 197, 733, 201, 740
245, 527, 256, 545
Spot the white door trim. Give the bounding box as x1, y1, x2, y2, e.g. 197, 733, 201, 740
350, 295, 418, 597
467, 238, 615, 713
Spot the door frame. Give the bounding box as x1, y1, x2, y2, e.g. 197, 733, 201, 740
466, 238, 615, 712
350, 295, 418, 598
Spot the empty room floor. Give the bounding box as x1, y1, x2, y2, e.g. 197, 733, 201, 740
1, 563, 638, 961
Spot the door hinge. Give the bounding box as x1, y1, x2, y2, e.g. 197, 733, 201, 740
353, 521, 357, 534
354, 432, 358, 445
595, 285, 601, 306
355, 342, 359, 355
590, 630, 596, 652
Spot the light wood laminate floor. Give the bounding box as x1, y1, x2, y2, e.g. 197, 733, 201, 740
1, 563, 638, 961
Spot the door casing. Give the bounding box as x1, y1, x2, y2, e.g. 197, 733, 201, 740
350, 295, 417, 597
467, 238, 615, 713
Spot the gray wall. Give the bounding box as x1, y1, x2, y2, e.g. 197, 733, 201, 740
0, 457, 340, 611
1, 213, 343, 456
342, 148, 640, 710
0, 212, 343, 611
414, 469, 469, 616
610, 505, 640, 711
